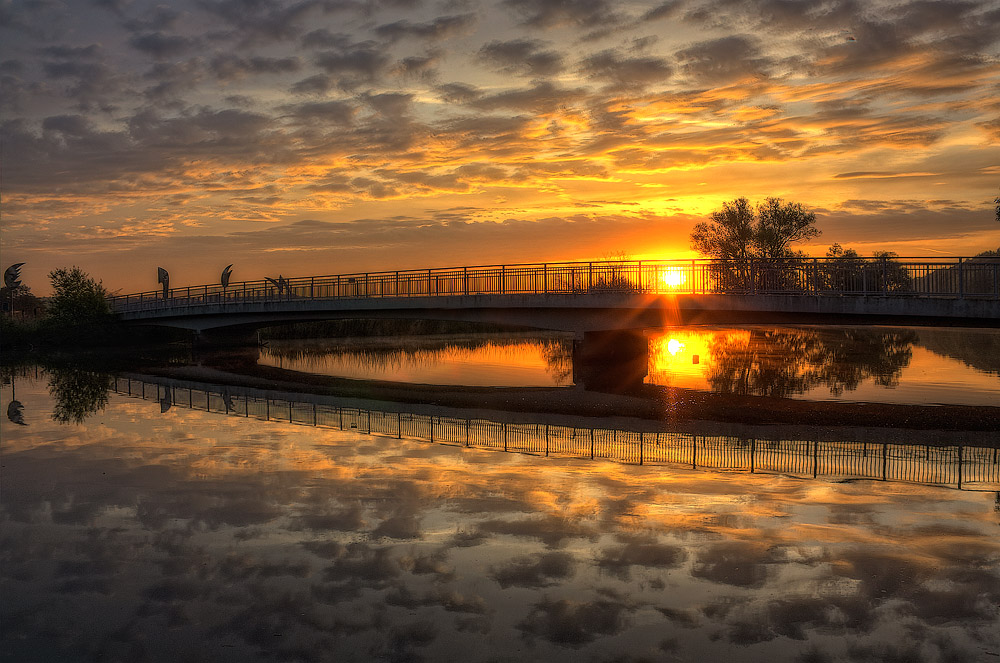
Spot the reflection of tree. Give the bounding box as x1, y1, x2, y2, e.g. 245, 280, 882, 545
708, 328, 916, 398
48, 367, 114, 424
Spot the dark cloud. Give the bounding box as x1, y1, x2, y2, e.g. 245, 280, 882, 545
123, 5, 182, 32
374, 13, 476, 42
290, 73, 334, 95
142, 59, 205, 102
674, 35, 771, 84
210, 54, 303, 80
579, 49, 672, 88
40, 44, 104, 59
282, 99, 357, 125
391, 52, 441, 80
196, 0, 345, 44
129, 31, 198, 59
641, 0, 684, 21
470, 80, 589, 113
502, 0, 622, 29
435, 82, 480, 104
313, 42, 389, 89
477, 39, 564, 76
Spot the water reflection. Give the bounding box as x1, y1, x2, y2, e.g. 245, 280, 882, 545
261, 335, 574, 387
3, 373, 999, 662
647, 326, 1000, 405
115, 375, 1000, 491
48, 366, 114, 424
254, 326, 1000, 406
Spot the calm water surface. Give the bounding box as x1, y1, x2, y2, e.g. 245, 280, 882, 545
260, 325, 1000, 405
3, 349, 999, 662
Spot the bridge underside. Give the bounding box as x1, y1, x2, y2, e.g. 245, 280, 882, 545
120, 293, 1000, 335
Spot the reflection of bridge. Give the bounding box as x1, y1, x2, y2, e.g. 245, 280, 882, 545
115, 376, 1000, 491
110, 258, 1000, 334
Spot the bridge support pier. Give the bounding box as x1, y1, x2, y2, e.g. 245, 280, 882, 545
192, 327, 260, 349
573, 330, 649, 394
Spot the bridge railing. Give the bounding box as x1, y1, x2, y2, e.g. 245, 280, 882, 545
108, 256, 1000, 313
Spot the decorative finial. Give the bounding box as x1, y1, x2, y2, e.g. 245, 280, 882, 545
4, 263, 25, 289
157, 267, 169, 300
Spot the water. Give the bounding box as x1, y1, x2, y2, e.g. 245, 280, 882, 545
3, 324, 1000, 663
260, 325, 1000, 405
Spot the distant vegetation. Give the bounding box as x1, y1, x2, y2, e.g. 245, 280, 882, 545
1, 266, 184, 352
690, 198, 998, 295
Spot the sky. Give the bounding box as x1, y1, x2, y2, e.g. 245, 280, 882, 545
1, 0, 999, 294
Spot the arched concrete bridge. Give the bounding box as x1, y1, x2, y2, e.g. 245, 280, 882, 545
111, 257, 1000, 335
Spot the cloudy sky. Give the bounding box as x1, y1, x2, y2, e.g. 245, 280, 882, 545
2, 0, 999, 293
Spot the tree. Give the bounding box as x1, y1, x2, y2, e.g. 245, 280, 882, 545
691, 197, 819, 291
47, 267, 111, 322
691, 197, 820, 261
821, 244, 912, 293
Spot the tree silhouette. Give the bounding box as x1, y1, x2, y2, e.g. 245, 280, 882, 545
706, 328, 916, 398
691, 197, 819, 292
47, 267, 111, 322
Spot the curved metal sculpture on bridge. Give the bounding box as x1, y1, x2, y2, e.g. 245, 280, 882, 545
4, 262, 25, 289
157, 267, 169, 301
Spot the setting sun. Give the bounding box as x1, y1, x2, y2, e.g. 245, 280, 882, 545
660, 268, 688, 290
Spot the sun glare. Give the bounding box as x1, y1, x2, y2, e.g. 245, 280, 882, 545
660, 268, 687, 289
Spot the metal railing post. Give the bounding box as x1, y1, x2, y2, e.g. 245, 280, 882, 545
957, 259, 964, 298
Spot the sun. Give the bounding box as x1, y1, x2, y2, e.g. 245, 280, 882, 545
660, 267, 687, 289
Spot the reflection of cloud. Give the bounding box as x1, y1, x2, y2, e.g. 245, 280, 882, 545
491, 551, 575, 588
517, 598, 634, 646
596, 538, 685, 580
477, 515, 599, 549
691, 542, 774, 588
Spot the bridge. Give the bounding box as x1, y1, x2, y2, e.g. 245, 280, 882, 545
110, 257, 1000, 336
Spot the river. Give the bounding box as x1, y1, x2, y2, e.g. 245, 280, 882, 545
2, 324, 999, 662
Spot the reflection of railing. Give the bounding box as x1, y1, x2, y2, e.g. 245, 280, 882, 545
115, 378, 1000, 491
108, 257, 1000, 313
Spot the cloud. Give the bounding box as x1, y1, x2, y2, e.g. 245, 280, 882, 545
210, 54, 303, 80
470, 80, 589, 113
517, 597, 634, 645
129, 31, 198, 59
374, 13, 476, 42
490, 551, 575, 587
313, 42, 390, 89
674, 35, 772, 85
579, 49, 673, 88
502, 0, 622, 29
477, 39, 564, 77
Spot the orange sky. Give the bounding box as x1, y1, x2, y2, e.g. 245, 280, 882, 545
1, 0, 999, 293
